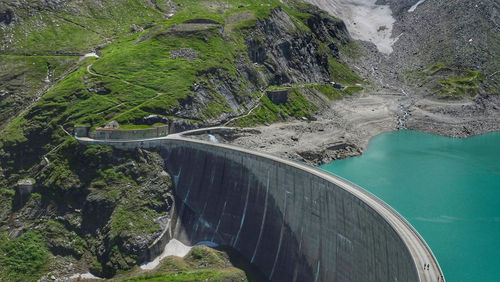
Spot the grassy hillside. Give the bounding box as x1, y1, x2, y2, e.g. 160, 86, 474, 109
116, 245, 267, 281
0, 0, 361, 171
0, 55, 81, 128
0, 0, 172, 55
405, 63, 486, 98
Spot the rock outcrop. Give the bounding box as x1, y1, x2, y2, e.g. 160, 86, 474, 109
3, 142, 175, 278
246, 7, 349, 86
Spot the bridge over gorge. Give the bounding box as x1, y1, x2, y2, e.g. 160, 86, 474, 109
76, 127, 445, 282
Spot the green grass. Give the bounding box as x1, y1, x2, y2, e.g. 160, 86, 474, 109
1, 0, 170, 55
311, 84, 343, 100
0, 55, 80, 125
126, 268, 245, 281
344, 85, 363, 95
117, 245, 264, 281
90, 23, 242, 122
328, 57, 364, 85
0, 231, 50, 282
405, 63, 484, 98
438, 70, 483, 97
118, 124, 155, 130
234, 88, 317, 127
111, 206, 163, 238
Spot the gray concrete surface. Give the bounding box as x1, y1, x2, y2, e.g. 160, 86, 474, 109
77, 127, 444, 282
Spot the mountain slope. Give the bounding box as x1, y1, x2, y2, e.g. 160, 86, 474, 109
388, 0, 500, 95
0, 0, 361, 280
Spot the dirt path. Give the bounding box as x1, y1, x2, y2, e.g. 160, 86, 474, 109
223, 91, 265, 126
86, 61, 165, 120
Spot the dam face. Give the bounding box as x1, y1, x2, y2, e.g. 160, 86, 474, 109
159, 140, 419, 282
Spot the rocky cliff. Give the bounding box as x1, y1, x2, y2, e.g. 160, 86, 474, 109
2, 141, 174, 279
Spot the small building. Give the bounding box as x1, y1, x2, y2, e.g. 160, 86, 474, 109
90, 124, 169, 140
330, 81, 343, 90
266, 89, 289, 104
17, 178, 35, 198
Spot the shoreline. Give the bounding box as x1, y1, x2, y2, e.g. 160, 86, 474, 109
214, 93, 500, 166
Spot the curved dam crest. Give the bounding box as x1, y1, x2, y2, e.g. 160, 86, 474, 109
77, 129, 443, 281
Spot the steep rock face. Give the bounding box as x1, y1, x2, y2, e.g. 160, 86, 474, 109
246, 7, 333, 85
306, 8, 350, 46
0, 9, 13, 25
3, 142, 174, 278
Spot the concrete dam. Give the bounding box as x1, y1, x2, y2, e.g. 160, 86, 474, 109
77, 128, 444, 281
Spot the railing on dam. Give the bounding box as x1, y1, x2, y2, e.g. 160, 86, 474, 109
76, 129, 444, 282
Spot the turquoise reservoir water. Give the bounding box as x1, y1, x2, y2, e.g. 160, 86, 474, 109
320, 130, 500, 282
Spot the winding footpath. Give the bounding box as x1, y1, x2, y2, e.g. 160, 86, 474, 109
77, 127, 445, 282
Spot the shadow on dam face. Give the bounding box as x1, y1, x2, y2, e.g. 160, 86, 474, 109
159, 140, 419, 282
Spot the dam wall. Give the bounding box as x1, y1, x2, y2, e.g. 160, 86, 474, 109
77, 131, 442, 281
158, 139, 419, 281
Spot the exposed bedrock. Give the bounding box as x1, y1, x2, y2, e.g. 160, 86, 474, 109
157, 140, 419, 282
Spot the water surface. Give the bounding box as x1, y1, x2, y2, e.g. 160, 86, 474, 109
320, 130, 500, 282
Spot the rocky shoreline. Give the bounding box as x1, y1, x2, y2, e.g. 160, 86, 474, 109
211, 91, 500, 166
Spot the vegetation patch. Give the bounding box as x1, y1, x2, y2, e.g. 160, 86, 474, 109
0, 55, 80, 126
438, 70, 483, 97
328, 57, 364, 85
405, 63, 484, 98
0, 231, 50, 282
310, 83, 363, 99
233, 88, 317, 127
117, 245, 266, 281
111, 206, 163, 238
42, 220, 87, 258
0, 0, 170, 55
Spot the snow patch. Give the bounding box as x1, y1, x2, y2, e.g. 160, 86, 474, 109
408, 0, 426, 12
69, 272, 102, 280
140, 239, 192, 270
84, 52, 99, 58
304, 0, 398, 54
